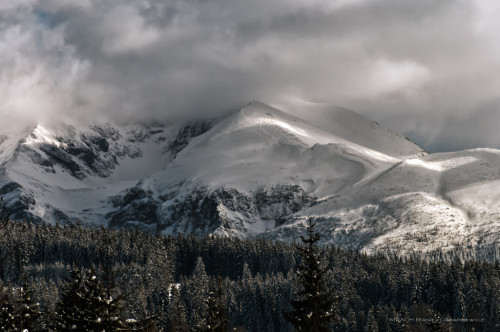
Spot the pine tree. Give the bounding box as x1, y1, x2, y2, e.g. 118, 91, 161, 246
97, 228, 126, 331
149, 234, 175, 328
167, 286, 189, 332
56, 267, 125, 331
206, 276, 229, 332
55, 267, 89, 331
83, 268, 109, 331
346, 310, 357, 332
100, 265, 126, 330
14, 236, 41, 332
0, 210, 14, 331
238, 262, 259, 330
285, 218, 338, 332
13, 279, 42, 332
185, 256, 209, 331
426, 307, 447, 332
364, 308, 378, 332
0, 217, 14, 283
0, 283, 16, 331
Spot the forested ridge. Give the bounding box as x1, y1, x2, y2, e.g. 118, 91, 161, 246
0, 221, 499, 331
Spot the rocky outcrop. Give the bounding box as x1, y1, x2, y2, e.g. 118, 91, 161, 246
255, 185, 316, 226
168, 121, 212, 157
163, 187, 257, 235
105, 184, 314, 235
0, 182, 40, 223
39, 144, 86, 179
18, 123, 152, 179
17, 145, 54, 171
107, 186, 161, 228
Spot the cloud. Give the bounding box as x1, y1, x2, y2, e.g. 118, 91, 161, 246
1, 0, 500, 151
359, 59, 431, 98
425, 100, 500, 152
0, 4, 89, 131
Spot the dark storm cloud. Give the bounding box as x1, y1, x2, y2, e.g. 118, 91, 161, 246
1, 0, 499, 151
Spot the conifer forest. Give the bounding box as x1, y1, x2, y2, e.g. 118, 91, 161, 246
0, 220, 499, 331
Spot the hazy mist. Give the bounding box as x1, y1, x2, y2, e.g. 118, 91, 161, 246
2, 0, 500, 151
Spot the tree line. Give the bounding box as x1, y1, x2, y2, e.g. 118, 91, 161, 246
0, 220, 498, 331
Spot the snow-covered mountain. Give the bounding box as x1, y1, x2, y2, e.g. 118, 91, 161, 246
2, 100, 499, 256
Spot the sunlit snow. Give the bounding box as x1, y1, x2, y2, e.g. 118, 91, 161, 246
405, 156, 477, 172
404, 158, 443, 171
25, 124, 66, 148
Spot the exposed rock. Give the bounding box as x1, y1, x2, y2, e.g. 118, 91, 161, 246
91, 124, 121, 141
52, 208, 72, 224
17, 146, 54, 170
32, 124, 150, 179
106, 187, 161, 228
0, 182, 40, 223
107, 185, 258, 235
89, 136, 109, 152
163, 187, 256, 235
0, 182, 22, 196
39, 144, 85, 179
168, 121, 212, 157
121, 146, 142, 159
105, 183, 314, 235
255, 185, 316, 226
127, 128, 150, 143
67, 145, 97, 167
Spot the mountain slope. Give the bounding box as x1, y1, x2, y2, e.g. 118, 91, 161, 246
111, 101, 419, 236
3, 101, 500, 257
272, 99, 425, 158
266, 148, 500, 255
0, 120, 188, 224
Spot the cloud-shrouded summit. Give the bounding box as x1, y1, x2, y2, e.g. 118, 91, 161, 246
2, 0, 500, 151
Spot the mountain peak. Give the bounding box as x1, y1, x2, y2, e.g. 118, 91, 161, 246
270, 99, 426, 159
1, 100, 498, 257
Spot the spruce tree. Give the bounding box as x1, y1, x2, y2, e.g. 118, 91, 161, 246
167, 286, 189, 332
82, 268, 109, 331
185, 257, 209, 331
14, 237, 41, 332
56, 267, 125, 331
346, 310, 357, 332
206, 276, 229, 332
99, 264, 125, 331
364, 308, 378, 332
151, 235, 175, 328
14, 279, 42, 332
285, 218, 337, 332
55, 267, 88, 331
99, 230, 126, 331
0, 283, 15, 331
0, 211, 14, 331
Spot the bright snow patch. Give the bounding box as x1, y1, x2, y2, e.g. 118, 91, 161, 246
404, 158, 443, 171
24, 125, 66, 148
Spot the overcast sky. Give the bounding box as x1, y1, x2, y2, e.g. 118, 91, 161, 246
2, 0, 500, 152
